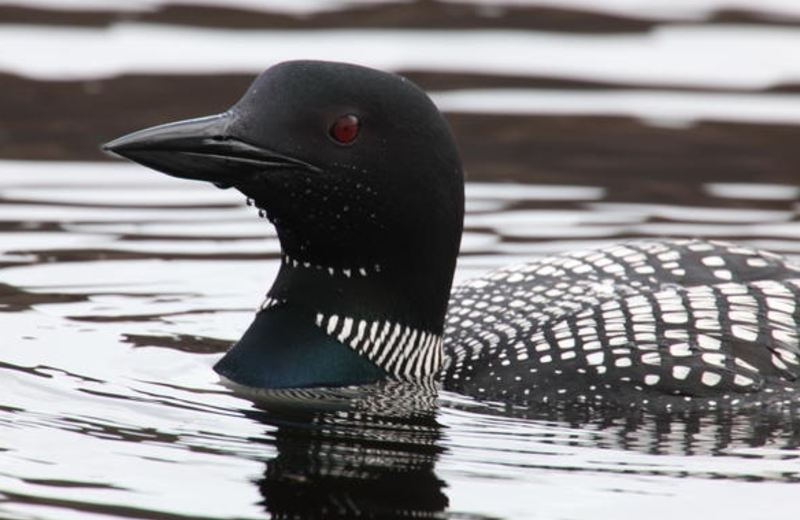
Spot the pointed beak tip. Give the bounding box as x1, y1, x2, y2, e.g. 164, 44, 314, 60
101, 135, 132, 157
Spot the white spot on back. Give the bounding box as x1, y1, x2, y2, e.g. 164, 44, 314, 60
731, 324, 758, 342
644, 374, 660, 386
702, 256, 725, 267
714, 270, 733, 280
672, 366, 691, 380
615, 357, 632, 368
697, 334, 721, 351
586, 352, 604, 366
701, 372, 722, 386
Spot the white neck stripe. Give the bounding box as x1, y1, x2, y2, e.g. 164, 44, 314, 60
315, 312, 443, 379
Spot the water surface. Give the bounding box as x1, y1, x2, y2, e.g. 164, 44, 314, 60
2, 1, 800, 518
3, 158, 800, 519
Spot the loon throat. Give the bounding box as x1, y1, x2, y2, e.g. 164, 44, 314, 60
104, 59, 800, 412
259, 255, 446, 380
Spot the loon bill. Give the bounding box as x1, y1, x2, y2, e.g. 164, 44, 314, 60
104, 60, 800, 412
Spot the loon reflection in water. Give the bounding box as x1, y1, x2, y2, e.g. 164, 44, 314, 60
250, 404, 447, 519
104, 60, 800, 414
231, 383, 800, 520
239, 397, 800, 519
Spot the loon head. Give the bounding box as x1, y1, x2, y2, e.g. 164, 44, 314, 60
104, 60, 465, 389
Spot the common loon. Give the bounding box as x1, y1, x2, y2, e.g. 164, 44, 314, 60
104, 60, 800, 412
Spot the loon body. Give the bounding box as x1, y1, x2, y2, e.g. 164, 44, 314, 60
104, 60, 800, 412
445, 239, 800, 411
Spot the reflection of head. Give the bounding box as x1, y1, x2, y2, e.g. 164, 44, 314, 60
248, 392, 448, 519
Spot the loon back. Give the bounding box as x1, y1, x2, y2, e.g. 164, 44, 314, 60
445, 239, 800, 411
104, 60, 800, 412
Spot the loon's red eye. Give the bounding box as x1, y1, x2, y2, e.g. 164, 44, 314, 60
329, 114, 360, 144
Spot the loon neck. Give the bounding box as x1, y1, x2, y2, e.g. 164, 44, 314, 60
253, 246, 455, 381
222, 163, 463, 388
267, 240, 457, 332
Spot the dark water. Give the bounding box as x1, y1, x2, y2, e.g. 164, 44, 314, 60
2, 1, 800, 519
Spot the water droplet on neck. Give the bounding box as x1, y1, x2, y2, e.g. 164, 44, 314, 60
246, 198, 254, 206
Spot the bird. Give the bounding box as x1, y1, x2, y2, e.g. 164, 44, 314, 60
104, 60, 800, 413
